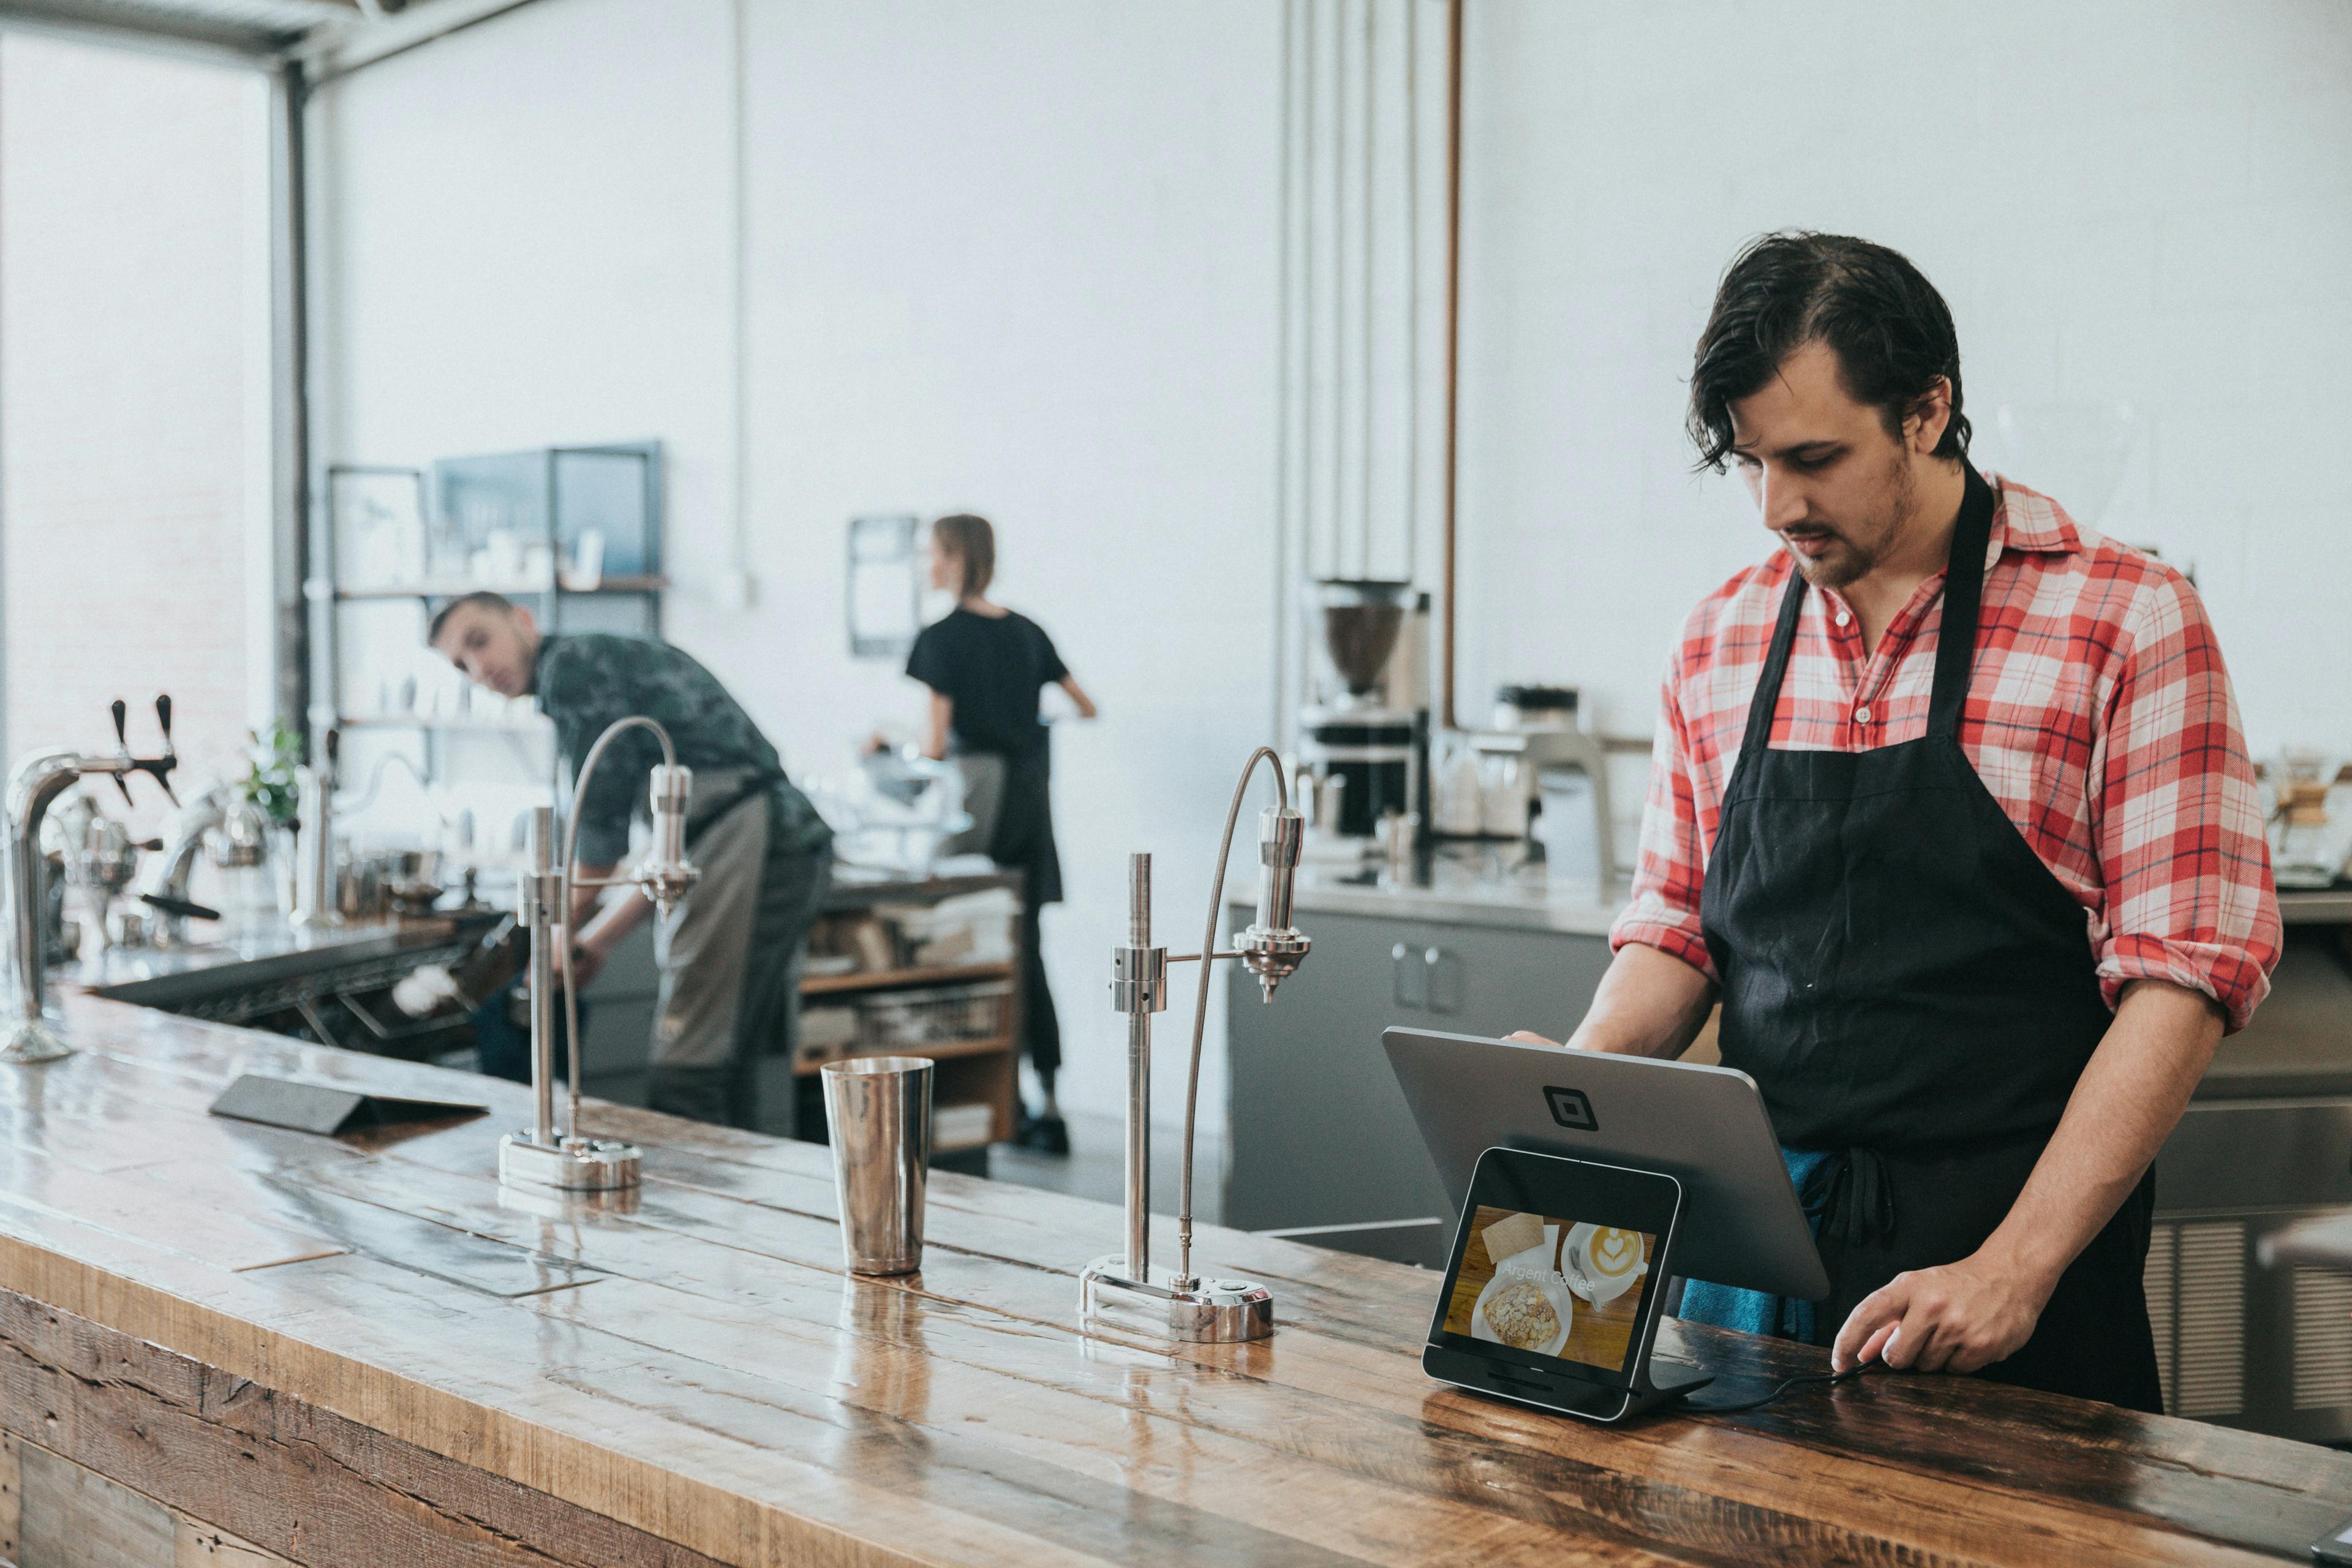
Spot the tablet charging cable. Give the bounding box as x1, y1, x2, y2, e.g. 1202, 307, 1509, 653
1681, 1357, 1888, 1415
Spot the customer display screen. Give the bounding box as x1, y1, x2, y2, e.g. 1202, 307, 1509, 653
1427, 1150, 1678, 1386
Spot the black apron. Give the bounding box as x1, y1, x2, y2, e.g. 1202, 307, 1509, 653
953, 729, 1064, 908
1697, 466, 2163, 1412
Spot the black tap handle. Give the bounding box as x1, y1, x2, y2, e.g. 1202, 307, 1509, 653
111, 698, 128, 750
140, 892, 221, 923
154, 695, 173, 751
111, 774, 135, 807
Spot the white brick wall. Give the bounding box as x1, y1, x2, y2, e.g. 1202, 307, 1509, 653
0, 31, 273, 835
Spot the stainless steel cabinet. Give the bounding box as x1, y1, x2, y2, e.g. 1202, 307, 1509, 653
2147, 1099, 2352, 1445
1222, 903, 1610, 1265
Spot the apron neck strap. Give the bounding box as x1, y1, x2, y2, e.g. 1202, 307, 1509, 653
1926, 464, 1998, 739
1741, 556, 1812, 759
1740, 466, 2000, 757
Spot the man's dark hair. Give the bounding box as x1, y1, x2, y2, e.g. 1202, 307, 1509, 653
426, 589, 518, 643
1687, 230, 1970, 472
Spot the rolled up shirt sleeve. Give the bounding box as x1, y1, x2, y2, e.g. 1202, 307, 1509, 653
1610, 650, 1719, 982
2089, 570, 2280, 1032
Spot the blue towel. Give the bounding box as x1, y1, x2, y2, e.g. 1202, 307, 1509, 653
1678, 1146, 1833, 1343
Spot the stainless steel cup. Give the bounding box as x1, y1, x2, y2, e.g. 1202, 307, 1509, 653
820, 1055, 933, 1275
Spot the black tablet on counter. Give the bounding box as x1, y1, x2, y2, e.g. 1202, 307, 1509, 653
1423, 1147, 1702, 1424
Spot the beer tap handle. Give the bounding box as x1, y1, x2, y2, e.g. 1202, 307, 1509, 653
149, 695, 180, 805
107, 699, 137, 805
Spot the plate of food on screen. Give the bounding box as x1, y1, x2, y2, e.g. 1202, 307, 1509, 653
1469, 1212, 1574, 1356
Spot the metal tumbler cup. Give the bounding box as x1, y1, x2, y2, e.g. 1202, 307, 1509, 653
820, 1055, 933, 1275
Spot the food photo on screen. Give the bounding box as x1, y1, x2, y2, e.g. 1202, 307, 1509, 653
1441, 1207, 1656, 1372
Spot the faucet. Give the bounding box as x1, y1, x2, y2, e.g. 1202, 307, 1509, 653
135, 783, 228, 947
3, 698, 179, 1061
496, 716, 698, 1193
1079, 745, 1310, 1344
292, 731, 340, 928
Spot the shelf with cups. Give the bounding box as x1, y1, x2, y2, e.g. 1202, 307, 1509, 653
313, 445, 666, 802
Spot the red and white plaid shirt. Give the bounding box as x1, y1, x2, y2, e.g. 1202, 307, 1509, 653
1611, 473, 2280, 1032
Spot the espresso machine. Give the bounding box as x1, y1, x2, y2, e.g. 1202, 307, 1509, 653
1295, 579, 1429, 854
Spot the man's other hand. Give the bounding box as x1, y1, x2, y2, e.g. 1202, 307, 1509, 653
1831, 1253, 2050, 1376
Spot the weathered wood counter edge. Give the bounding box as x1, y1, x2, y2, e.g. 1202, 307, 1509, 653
0, 992, 2336, 1567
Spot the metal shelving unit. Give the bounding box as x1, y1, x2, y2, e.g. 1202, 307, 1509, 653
310, 443, 666, 791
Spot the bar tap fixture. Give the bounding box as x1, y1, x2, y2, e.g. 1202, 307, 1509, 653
1080, 745, 1311, 1344
2, 698, 179, 1063
497, 717, 698, 1193
292, 730, 341, 929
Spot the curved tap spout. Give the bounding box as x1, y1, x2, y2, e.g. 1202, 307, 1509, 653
4, 749, 127, 1061
1175, 747, 1310, 1287
552, 717, 701, 1152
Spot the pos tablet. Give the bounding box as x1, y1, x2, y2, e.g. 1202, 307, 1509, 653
1424, 1147, 1709, 1423
1384, 1025, 1829, 1302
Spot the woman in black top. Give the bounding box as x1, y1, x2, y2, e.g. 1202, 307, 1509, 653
905, 514, 1097, 1153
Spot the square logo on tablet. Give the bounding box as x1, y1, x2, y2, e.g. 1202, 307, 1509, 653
1545, 1087, 1596, 1131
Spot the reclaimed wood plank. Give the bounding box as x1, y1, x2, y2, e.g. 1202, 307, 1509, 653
20, 1437, 176, 1567
173, 1518, 294, 1567
0, 1289, 731, 1568
0, 1430, 19, 1564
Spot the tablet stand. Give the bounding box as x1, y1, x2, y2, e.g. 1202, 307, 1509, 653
1436, 1182, 1724, 1426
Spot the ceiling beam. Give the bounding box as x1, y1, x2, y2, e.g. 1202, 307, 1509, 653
0, 0, 292, 64
292, 0, 541, 84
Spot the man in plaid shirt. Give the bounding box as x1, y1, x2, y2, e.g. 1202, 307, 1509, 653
1528, 233, 2279, 1411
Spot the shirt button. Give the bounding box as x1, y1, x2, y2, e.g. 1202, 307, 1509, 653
1855, 706, 1873, 724
1835, 609, 1852, 628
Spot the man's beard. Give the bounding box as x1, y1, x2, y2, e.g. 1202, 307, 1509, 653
1788, 450, 1915, 590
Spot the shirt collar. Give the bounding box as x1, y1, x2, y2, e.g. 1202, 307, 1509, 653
1980, 469, 2085, 567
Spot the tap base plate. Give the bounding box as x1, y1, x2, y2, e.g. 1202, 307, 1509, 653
0, 1020, 70, 1065
498, 1132, 642, 1192
1078, 1256, 1275, 1343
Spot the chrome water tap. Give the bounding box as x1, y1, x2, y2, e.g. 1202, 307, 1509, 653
497, 716, 699, 1193
1080, 746, 1311, 1344
2, 698, 179, 1062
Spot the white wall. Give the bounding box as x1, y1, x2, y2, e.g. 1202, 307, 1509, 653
0, 31, 273, 824
318, 0, 1283, 1134
1455, 0, 2352, 756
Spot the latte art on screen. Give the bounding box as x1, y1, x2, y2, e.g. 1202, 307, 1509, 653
1588, 1227, 1641, 1278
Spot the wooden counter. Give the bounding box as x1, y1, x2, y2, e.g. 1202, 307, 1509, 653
0, 995, 2341, 1566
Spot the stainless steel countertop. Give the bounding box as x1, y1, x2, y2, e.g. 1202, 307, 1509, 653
1226, 846, 2352, 1099
64, 916, 461, 994
1236, 850, 2352, 940
1229, 843, 1629, 937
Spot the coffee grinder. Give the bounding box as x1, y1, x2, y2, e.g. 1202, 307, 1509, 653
1297, 579, 1429, 853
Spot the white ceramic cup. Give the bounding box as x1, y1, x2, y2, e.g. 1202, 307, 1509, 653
1564, 1222, 1649, 1305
